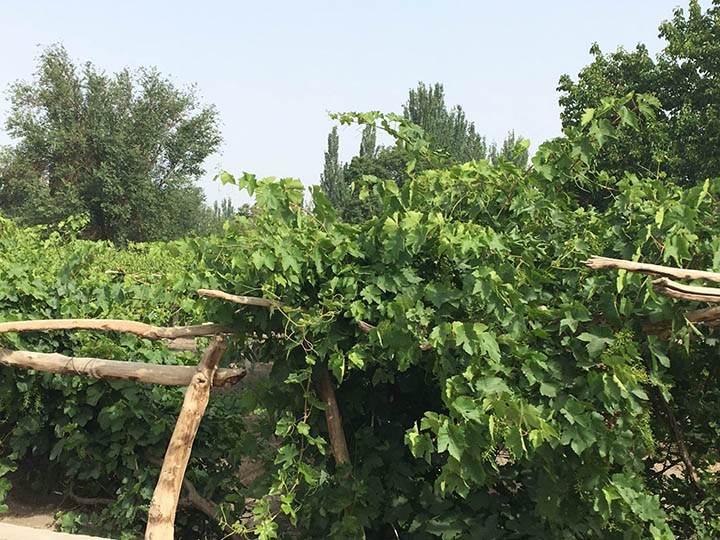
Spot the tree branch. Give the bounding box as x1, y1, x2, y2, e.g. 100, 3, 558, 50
68, 486, 115, 506
197, 289, 286, 309
0, 319, 236, 340
652, 388, 703, 495
581, 256, 720, 283
652, 277, 720, 303
197, 289, 433, 349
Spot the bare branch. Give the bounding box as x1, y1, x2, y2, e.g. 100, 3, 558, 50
199, 289, 434, 351
652, 278, 720, 303
356, 320, 375, 332
0, 319, 236, 340
686, 306, 720, 323
652, 389, 704, 495
197, 289, 286, 309
581, 256, 720, 284
69, 486, 115, 506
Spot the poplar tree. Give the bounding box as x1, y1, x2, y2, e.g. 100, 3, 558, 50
319, 126, 346, 211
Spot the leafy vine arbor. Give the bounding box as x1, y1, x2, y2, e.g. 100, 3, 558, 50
6, 92, 720, 538
0, 318, 246, 540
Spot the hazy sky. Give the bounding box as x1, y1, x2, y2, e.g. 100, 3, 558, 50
0, 1, 712, 205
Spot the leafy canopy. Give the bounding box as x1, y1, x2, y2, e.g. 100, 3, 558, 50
3, 92, 720, 539
558, 0, 720, 195
321, 82, 528, 223
0, 44, 221, 243
208, 96, 719, 539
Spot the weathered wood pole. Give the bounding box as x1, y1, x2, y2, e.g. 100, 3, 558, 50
145, 336, 227, 540
0, 319, 235, 340
0, 348, 245, 387
315, 364, 351, 468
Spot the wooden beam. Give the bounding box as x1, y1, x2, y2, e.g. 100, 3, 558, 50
146, 336, 227, 540
581, 256, 720, 284
197, 289, 286, 309
686, 305, 720, 323
198, 288, 433, 350
146, 455, 243, 540
0, 319, 235, 340
0, 348, 245, 387
652, 277, 720, 303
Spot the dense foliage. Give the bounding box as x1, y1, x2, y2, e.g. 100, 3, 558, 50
0, 45, 221, 243
2, 89, 720, 539
198, 95, 716, 538
558, 0, 720, 197
2, 91, 720, 539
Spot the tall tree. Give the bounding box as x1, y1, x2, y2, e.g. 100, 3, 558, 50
0, 44, 221, 242
319, 126, 346, 211
557, 0, 720, 189
359, 123, 377, 159
319, 82, 527, 222
490, 130, 529, 167
403, 82, 487, 162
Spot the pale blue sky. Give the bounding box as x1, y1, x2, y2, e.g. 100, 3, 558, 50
0, 1, 712, 205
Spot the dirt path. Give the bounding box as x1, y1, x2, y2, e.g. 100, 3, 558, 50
0, 523, 109, 539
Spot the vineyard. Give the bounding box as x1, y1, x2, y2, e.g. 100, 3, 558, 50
2, 95, 720, 540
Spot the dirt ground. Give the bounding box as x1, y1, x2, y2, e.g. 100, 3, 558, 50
0, 522, 108, 539
0, 493, 110, 539
0, 471, 109, 539
0, 472, 61, 531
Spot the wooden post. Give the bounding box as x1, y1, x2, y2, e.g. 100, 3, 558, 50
315, 365, 351, 468
145, 336, 227, 540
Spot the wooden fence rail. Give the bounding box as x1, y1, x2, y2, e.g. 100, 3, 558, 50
0, 316, 244, 540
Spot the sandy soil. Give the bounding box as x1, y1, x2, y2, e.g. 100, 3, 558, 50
0, 471, 109, 539
0, 522, 109, 539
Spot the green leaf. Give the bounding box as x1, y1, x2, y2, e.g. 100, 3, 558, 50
476, 377, 509, 396
452, 396, 483, 422
577, 332, 615, 358
219, 171, 235, 185
618, 107, 640, 130
540, 382, 558, 397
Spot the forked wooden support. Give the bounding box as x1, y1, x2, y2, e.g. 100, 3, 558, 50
197, 290, 356, 471
198, 289, 365, 534
145, 336, 228, 540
